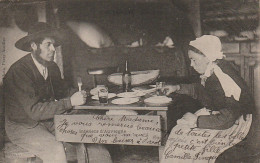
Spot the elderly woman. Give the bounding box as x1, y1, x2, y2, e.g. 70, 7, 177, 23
165, 35, 254, 129
163, 35, 255, 162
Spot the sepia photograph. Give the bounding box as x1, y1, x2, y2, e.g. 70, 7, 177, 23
0, 0, 259, 162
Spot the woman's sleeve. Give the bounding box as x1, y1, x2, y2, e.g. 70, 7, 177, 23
197, 93, 242, 130
176, 83, 196, 97
176, 83, 211, 103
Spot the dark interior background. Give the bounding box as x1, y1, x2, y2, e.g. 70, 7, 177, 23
53, 0, 196, 88
56, 0, 195, 47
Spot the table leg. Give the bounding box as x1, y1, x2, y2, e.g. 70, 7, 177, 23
158, 145, 165, 161
157, 110, 167, 161
76, 143, 88, 163
157, 110, 168, 146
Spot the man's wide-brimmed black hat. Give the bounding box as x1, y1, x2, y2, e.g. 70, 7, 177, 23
15, 22, 65, 52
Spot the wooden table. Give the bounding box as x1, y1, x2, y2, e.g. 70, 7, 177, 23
55, 98, 169, 163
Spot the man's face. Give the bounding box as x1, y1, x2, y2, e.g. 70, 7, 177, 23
31, 37, 56, 65
38, 37, 56, 62
188, 50, 210, 74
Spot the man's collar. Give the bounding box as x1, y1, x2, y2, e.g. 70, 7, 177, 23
31, 54, 48, 79
31, 54, 46, 69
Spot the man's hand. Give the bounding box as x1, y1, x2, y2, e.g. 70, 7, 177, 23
162, 85, 180, 96
70, 91, 87, 106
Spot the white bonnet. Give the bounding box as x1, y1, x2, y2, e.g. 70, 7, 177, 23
191, 35, 241, 101
189, 35, 224, 62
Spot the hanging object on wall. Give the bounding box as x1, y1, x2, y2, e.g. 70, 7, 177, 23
66, 21, 114, 48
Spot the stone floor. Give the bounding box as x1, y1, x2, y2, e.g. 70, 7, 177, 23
109, 145, 159, 163
65, 143, 159, 163
2, 146, 260, 163
1, 145, 159, 163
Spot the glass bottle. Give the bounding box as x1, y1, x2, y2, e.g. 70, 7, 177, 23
122, 60, 131, 92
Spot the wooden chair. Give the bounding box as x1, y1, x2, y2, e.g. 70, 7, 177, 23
4, 142, 36, 163
87, 66, 119, 88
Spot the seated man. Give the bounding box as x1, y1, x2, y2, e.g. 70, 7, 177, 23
4, 22, 112, 163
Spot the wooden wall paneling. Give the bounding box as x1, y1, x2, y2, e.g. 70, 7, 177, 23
251, 42, 260, 53
222, 43, 240, 53
224, 41, 258, 96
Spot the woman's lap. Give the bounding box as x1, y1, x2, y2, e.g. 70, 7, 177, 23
167, 93, 203, 131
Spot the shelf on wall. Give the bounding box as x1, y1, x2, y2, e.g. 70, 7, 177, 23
200, 0, 259, 34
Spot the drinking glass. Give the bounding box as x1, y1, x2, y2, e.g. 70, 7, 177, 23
156, 82, 166, 96
98, 85, 108, 104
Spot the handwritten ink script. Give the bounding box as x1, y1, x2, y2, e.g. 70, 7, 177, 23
55, 115, 161, 146
161, 114, 252, 163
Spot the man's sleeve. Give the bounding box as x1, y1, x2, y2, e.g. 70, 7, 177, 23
7, 68, 72, 121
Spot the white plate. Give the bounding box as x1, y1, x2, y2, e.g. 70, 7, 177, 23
106, 110, 138, 115
131, 85, 155, 91
144, 96, 172, 104
234, 36, 249, 41
111, 98, 139, 105
117, 92, 145, 98
131, 87, 148, 92
91, 93, 117, 100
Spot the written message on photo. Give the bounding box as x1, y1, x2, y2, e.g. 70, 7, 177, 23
55, 114, 161, 146
161, 114, 252, 163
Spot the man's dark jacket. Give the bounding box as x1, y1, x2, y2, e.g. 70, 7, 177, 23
4, 54, 72, 128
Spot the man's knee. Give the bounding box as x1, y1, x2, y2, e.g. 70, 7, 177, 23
41, 141, 67, 163
49, 142, 66, 156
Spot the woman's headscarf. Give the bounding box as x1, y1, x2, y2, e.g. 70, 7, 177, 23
189, 35, 241, 101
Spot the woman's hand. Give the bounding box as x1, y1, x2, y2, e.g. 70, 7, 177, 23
182, 112, 198, 127
162, 85, 180, 96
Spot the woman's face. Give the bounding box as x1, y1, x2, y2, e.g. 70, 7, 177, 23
188, 50, 210, 74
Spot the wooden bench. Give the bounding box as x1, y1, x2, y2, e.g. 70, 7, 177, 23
3, 142, 36, 163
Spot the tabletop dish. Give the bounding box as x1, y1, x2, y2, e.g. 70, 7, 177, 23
108, 70, 159, 86
117, 91, 146, 98
144, 96, 172, 106
91, 93, 117, 100
111, 97, 139, 105
106, 110, 138, 115
132, 85, 156, 91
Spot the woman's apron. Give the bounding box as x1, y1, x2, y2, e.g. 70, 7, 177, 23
160, 108, 252, 163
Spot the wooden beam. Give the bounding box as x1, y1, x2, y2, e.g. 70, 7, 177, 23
187, 0, 201, 37
36, 1, 46, 22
